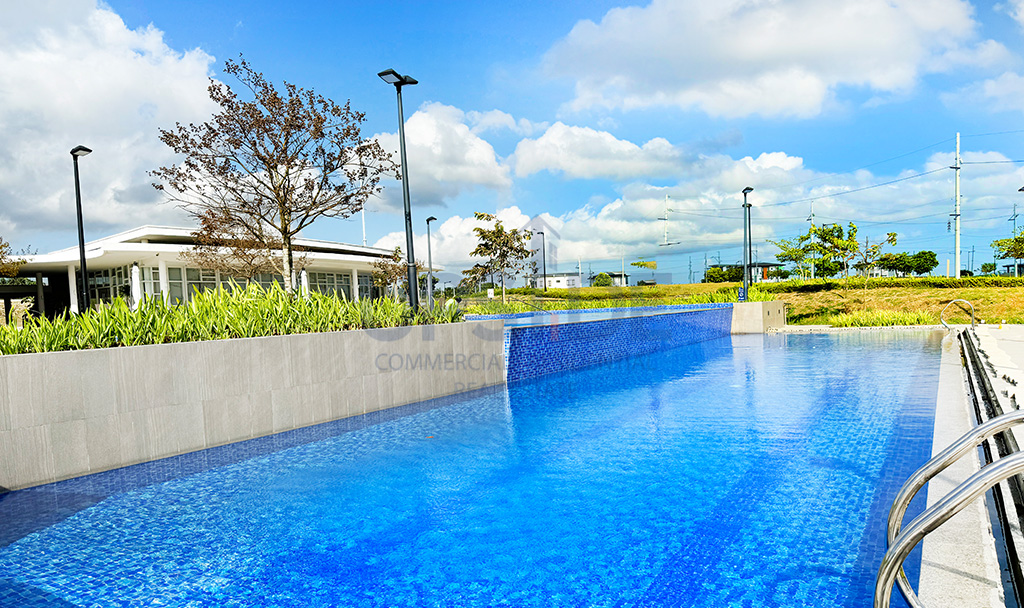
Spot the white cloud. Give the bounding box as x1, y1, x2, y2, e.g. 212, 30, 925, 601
996, 0, 1024, 29
544, 0, 1009, 118
466, 109, 548, 136
512, 122, 686, 179
372, 102, 512, 211
941, 70, 1024, 113
0, 1, 218, 244
372, 206, 532, 268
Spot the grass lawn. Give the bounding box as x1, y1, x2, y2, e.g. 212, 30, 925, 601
779, 285, 1024, 325
467, 280, 1024, 326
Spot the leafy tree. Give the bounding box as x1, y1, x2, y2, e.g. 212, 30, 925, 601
768, 233, 812, 278
152, 57, 394, 293
877, 252, 912, 276
592, 272, 613, 287
910, 250, 938, 276
991, 236, 1024, 266
852, 232, 897, 287
981, 262, 997, 274
811, 222, 860, 284
0, 236, 24, 278
766, 268, 791, 280
702, 266, 743, 283
469, 212, 534, 303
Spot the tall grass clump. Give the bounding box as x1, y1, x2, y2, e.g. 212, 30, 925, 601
827, 309, 936, 327
0, 283, 463, 355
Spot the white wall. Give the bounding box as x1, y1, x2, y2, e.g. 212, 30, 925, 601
0, 321, 505, 490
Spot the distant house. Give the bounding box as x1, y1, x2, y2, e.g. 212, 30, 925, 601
527, 271, 583, 289
13, 225, 399, 317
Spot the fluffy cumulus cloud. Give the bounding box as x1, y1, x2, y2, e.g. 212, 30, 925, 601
465, 109, 548, 136
372, 206, 532, 268
383, 146, 1024, 277
544, 0, 1009, 118
372, 102, 512, 211
0, 1, 218, 246
512, 122, 686, 179
942, 70, 1024, 113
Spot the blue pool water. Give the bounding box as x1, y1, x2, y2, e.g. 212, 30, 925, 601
0, 331, 942, 607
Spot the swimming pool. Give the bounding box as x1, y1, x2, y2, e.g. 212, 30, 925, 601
0, 331, 941, 607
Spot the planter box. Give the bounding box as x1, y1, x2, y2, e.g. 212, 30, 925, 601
0, 321, 505, 490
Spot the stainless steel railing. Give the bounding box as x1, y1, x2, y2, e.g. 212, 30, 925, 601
880, 409, 1024, 607
940, 298, 976, 330
876, 450, 1024, 608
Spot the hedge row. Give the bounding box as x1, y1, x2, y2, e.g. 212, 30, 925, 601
757, 276, 1024, 293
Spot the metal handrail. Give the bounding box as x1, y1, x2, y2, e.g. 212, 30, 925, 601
884, 409, 1024, 607
940, 298, 976, 330
876, 451, 1024, 608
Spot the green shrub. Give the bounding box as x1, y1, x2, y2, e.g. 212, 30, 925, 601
827, 309, 936, 327
0, 283, 462, 355
759, 276, 1024, 293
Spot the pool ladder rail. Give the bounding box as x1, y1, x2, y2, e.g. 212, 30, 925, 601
940, 298, 976, 330
875, 409, 1024, 608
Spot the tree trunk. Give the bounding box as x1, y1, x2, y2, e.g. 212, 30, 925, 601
281, 240, 293, 293
501, 268, 506, 304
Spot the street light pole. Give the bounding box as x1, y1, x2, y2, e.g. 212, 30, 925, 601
71, 145, 92, 312
742, 187, 753, 299
426, 216, 436, 310
537, 231, 547, 291
378, 68, 420, 309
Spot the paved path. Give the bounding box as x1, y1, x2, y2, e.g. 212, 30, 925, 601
918, 330, 1004, 608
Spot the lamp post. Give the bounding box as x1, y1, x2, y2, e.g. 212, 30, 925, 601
1013, 189, 1024, 277
71, 145, 92, 312
741, 187, 753, 299
536, 231, 547, 291
378, 68, 420, 309
425, 215, 436, 310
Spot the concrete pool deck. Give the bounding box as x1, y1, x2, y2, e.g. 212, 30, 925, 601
918, 332, 1004, 608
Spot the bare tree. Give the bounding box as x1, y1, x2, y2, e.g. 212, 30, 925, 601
0, 236, 24, 278
151, 57, 396, 292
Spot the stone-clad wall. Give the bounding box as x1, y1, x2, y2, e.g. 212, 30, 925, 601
0, 321, 505, 491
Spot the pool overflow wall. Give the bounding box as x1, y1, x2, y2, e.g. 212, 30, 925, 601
0, 321, 505, 491
0, 301, 785, 491
499, 302, 785, 383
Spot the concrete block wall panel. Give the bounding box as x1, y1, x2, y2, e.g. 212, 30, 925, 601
0, 319, 505, 491
731, 301, 787, 334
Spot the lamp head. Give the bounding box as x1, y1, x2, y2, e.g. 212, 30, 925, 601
70, 145, 92, 158
742, 186, 753, 195
537, 231, 544, 236
378, 69, 418, 86
1018, 186, 1024, 193
426, 216, 437, 223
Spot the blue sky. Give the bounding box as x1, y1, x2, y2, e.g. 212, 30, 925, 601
5, 0, 1024, 282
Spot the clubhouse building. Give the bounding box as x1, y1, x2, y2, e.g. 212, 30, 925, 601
11, 226, 398, 318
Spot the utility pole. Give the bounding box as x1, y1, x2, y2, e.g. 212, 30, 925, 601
688, 257, 693, 284
953, 132, 962, 279
659, 194, 680, 247
808, 201, 815, 280
1011, 203, 1019, 278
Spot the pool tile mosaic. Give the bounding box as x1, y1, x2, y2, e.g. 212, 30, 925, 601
0, 330, 941, 608
502, 306, 733, 383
